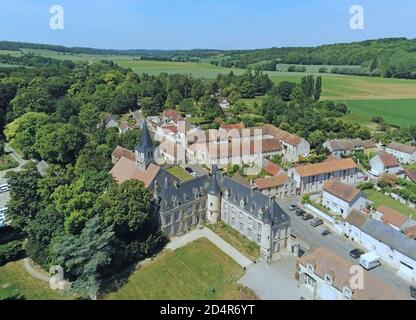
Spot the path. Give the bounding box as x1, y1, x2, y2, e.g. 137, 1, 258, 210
23, 258, 50, 283
166, 227, 253, 268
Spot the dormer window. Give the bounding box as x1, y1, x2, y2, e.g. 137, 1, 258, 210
307, 263, 314, 273
240, 198, 245, 208
324, 273, 333, 286
343, 286, 352, 300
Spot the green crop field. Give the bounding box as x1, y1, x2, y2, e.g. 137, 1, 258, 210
106, 238, 250, 300
364, 190, 416, 219
10, 48, 416, 101
338, 99, 416, 128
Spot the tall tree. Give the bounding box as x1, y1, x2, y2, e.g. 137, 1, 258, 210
314, 76, 322, 101
5, 162, 41, 230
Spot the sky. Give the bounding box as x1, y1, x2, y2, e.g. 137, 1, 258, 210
0, 0, 415, 50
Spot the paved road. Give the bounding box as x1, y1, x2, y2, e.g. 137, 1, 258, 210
278, 196, 413, 298
166, 227, 253, 268
239, 254, 313, 300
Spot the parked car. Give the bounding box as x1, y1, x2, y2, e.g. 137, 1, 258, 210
410, 286, 416, 299
321, 228, 332, 237
0, 184, 9, 193
295, 209, 305, 216
185, 167, 194, 174
311, 218, 324, 227
288, 204, 298, 211
349, 248, 365, 259
301, 213, 313, 221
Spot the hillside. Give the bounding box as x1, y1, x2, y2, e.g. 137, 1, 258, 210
1, 38, 416, 79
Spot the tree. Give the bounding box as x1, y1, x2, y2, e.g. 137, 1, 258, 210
308, 130, 326, 149
4, 112, 50, 158
5, 162, 41, 230
50, 216, 116, 299
277, 81, 296, 102
408, 125, 416, 145
79, 103, 100, 133
35, 123, 85, 164
314, 76, 322, 101
25, 206, 64, 268
290, 85, 305, 104
300, 75, 315, 98
93, 180, 154, 242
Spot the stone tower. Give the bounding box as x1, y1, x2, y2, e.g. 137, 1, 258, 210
207, 166, 221, 224
136, 123, 155, 170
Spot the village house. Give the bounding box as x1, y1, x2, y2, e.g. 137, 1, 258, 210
405, 168, 416, 183
263, 161, 281, 176
289, 158, 364, 194
297, 247, 407, 300
373, 205, 416, 232
386, 142, 416, 164
370, 151, 402, 177
344, 212, 416, 281
323, 138, 376, 159
322, 180, 369, 218
263, 125, 310, 162
103, 114, 118, 129
111, 146, 136, 164
219, 98, 231, 109
254, 174, 296, 199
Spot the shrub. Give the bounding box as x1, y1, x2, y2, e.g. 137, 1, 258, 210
0, 240, 25, 266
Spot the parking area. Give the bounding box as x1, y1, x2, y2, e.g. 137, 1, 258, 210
278, 196, 414, 299
239, 254, 314, 300
180, 164, 208, 177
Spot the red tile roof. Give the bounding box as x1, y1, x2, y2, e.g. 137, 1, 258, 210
112, 146, 136, 162
255, 174, 290, 190
264, 162, 281, 176
378, 205, 409, 228
295, 158, 358, 177
220, 123, 246, 130
405, 169, 416, 182
323, 180, 362, 203
110, 157, 160, 187
387, 142, 416, 155
377, 151, 400, 167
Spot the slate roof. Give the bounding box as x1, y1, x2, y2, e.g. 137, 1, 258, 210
361, 218, 416, 261
136, 123, 155, 153
158, 175, 210, 213
221, 176, 290, 226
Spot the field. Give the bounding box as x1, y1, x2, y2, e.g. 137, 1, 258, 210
0, 260, 72, 300
337, 99, 416, 128
11, 48, 416, 101
106, 238, 253, 300
364, 189, 416, 219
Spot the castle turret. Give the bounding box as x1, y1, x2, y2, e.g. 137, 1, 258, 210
207, 166, 221, 224
261, 209, 273, 263
136, 123, 155, 170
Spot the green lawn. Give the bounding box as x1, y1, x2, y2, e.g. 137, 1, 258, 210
166, 166, 193, 181
364, 189, 416, 218
0, 154, 19, 171
106, 238, 255, 300
0, 260, 73, 300
338, 99, 416, 128
207, 222, 260, 261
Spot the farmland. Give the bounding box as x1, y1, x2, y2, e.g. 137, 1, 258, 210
338, 99, 416, 128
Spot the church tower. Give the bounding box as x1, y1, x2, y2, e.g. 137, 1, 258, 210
207, 166, 221, 224
136, 123, 155, 171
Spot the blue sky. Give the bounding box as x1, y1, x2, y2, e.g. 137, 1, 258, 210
1, 0, 415, 50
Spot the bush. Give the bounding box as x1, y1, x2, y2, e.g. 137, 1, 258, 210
358, 182, 375, 191
0, 240, 25, 266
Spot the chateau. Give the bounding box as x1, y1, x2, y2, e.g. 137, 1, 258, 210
110, 124, 291, 263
